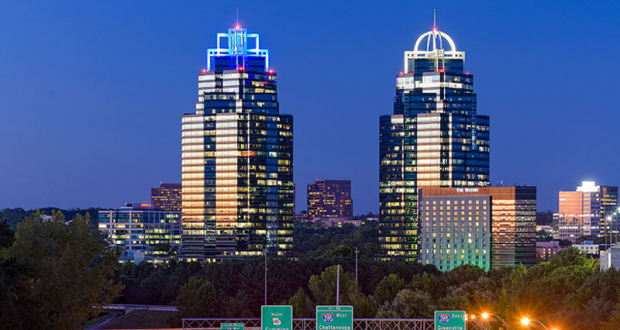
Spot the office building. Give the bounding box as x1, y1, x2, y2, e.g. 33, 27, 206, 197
555, 181, 618, 242
180, 24, 294, 260
307, 180, 353, 219
99, 203, 181, 262
601, 243, 620, 271
379, 24, 490, 261
573, 240, 603, 257
536, 241, 563, 261
151, 183, 182, 211
417, 186, 536, 271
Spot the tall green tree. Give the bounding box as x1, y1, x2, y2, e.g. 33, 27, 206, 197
175, 277, 218, 318
373, 274, 405, 306
0, 219, 14, 249
2, 210, 122, 330
308, 265, 357, 305
288, 288, 314, 318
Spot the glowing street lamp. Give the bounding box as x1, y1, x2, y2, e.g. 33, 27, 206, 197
478, 312, 511, 330
520, 317, 557, 330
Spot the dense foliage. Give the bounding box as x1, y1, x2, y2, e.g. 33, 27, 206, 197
4, 213, 620, 329
115, 222, 620, 330
0, 211, 122, 330
0, 207, 102, 229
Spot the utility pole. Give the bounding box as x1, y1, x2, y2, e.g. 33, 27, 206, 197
264, 248, 268, 305
355, 247, 359, 284
336, 265, 340, 306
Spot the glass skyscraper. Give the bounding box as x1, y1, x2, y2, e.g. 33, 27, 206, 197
379, 26, 490, 261
181, 24, 294, 261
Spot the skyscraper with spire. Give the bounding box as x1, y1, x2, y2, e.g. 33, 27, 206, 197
379, 23, 490, 261
181, 24, 294, 261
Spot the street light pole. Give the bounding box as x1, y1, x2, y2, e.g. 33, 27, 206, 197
484, 313, 513, 330
336, 265, 340, 306
355, 247, 359, 284
264, 248, 268, 306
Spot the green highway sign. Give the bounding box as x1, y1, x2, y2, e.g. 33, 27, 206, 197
261, 305, 293, 330
316, 306, 353, 330
221, 323, 245, 330
435, 311, 466, 330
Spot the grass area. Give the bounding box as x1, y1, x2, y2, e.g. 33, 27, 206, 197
82, 312, 113, 329
101, 309, 176, 329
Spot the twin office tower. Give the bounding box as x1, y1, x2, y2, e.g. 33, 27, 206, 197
180, 23, 534, 268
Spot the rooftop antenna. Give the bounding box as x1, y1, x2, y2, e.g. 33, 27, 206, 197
433, 9, 436, 30
236, 6, 239, 25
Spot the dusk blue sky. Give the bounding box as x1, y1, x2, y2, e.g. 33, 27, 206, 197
1, 1, 619, 213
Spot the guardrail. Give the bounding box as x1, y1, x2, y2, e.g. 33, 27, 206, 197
102, 304, 178, 312
182, 318, 490, 330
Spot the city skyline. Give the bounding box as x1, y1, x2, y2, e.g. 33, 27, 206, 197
1, 1, 619, 213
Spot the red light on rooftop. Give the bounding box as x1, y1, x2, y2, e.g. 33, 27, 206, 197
433, 26, 437, 32
238, 66, 244, 71
201, 69, 207, 73
269, 68, 274, 74
235, 24, 241, 29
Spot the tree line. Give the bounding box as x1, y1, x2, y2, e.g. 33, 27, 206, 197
3, 212, 620, 330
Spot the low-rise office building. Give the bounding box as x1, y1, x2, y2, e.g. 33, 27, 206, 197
99, 203, 181, 262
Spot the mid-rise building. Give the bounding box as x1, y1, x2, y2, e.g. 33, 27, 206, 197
99, 203, 181, 261
307, 180, 353, 219
536, 241, 563, 261
151, 183, 182, 211
379, 24, 490, 261
180, 24, 294, 260
417, 186, 536, 271
555, 181, 618, 242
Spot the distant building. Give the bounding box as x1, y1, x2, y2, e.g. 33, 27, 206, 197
298, 217, 364, 228
418, 186, 537, 271
536, 225, 553, 233
600, 243, 620, 270
151, 183, 181, 211
536, 241, 563, 261
573, 240, 604, 257
99, 203, 181, 262
307, 180, 353, 219
555, 181, 618, 242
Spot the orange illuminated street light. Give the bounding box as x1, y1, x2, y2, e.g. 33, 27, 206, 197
520, 317, 557, 330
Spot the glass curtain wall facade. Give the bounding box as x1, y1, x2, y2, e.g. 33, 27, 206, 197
181, 25, 294, 261
98, 203, 181, 258
380, 27, 490, 261
555, 181, 618, 243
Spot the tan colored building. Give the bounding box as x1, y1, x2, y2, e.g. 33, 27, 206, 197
555, 181, 618, 243
418, 186, 537, 270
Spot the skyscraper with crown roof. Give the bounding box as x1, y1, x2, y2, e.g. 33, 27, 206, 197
181, 24, 294, 261
379, 24, 490, 261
